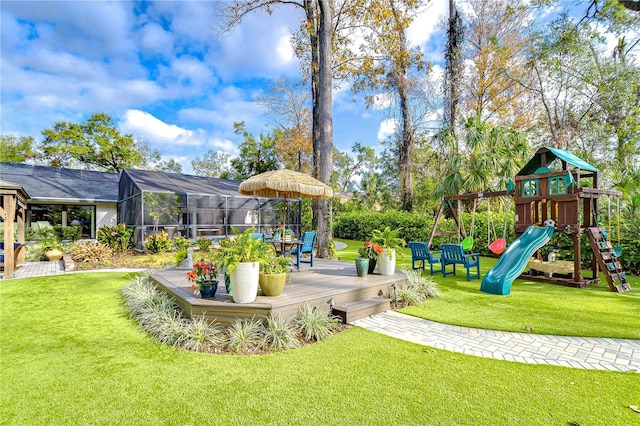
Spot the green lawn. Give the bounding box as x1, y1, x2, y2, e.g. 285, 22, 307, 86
1, 272, 639, 425
336, 239, 640, 339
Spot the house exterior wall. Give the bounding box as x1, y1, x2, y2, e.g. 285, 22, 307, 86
96, 202, 117, 228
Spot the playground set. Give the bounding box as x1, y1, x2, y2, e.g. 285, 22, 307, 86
427, 146, 632, 296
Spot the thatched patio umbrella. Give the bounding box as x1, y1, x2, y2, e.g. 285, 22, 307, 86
238, 170, 333, 231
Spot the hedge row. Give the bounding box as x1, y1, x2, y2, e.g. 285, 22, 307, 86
333, 210, 639, 272
333, 210, 515, 257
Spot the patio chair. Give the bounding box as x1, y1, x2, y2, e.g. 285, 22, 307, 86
0, 242, 24, 270
253, 233, 265, 241
409, 242, 443, 275
291, 232, 316, 269
440, 243, 480, 281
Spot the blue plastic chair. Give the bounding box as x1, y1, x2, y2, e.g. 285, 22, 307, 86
291, 232, 316, 269
253, 233, 265, 241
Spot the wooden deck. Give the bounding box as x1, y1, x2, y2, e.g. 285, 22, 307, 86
150, 259, 405, 324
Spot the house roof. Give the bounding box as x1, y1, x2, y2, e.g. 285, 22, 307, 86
121, 168, 242, 197
517, 147, 598, 176
0, 163, 119, 203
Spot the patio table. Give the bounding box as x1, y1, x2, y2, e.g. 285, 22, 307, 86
271, 239, 303, 271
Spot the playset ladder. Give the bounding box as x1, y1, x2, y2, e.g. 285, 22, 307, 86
586, 227, 632, 293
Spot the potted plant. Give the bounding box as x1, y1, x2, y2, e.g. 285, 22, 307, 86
186, 260, 219, 298
259, 252, 291, 296
359, 241, 383, 274
42, 233, 64, 262
213, 227, 271, 303
273, 224, 284, 241
284, 228, 293, 241
371, 227, 406, 276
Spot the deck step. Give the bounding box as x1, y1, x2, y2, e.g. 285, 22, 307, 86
332, 297, 391, 324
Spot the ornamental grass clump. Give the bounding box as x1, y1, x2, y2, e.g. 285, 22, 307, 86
122, 274, 166, 319
122, 275, 340, 355
225, 318, 265, 354
123, 275, 227, 351
182, 315, 224, 353
262, 314, 300, 352
389, 269, 441, 308
295, 302, 340, 342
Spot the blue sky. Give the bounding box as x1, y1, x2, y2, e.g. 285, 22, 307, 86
1, 0, 449, 174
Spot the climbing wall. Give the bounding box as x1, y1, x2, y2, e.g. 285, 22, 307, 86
586, 227, 632, 293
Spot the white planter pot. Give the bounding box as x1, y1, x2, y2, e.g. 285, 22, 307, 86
230, 261, 260, 303
378, 248, 396, 276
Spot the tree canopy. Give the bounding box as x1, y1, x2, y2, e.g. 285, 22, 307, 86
40, 113, 147, 173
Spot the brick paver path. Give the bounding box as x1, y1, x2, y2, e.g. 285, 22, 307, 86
354, 311, 640, 372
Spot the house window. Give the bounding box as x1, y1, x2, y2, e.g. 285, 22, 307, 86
522, 179, 539, 197
548, 177, 568, 195
29, 204, 96, 238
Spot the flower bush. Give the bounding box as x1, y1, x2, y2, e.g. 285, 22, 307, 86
358, 241, 383, 259
187, 260, 218, 294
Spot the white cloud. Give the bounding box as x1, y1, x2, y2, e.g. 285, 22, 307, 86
407, 0, 448, 47
120, 110, 204, 147
372, 94, 394, 110
377, 118, 399, 141
276, 34, 295, 63
208, 138, 236, 153
138, 22, 174, 56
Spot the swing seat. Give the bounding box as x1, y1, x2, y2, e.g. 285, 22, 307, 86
614, 246, 623, 257
461, 236, 474, 251
489, 238, 507, 255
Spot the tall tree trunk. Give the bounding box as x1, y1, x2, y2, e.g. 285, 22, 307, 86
444, 0, 463, 152
398, 76, 413, 211
389, 0, 413, 212
314, 0, 334, 258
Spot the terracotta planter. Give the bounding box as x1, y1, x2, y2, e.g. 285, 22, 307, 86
259, 272, 287, 296
45, 249, 64, 262
230, 262, 259, 303
378, 248, 396, 276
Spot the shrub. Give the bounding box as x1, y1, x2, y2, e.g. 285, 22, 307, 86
175, 249, 188, 266
196, 238, 213, 252
69, 241, 113, 263
144, 231, 173, 254
295, 302, 340, 342
54, 225, 82, 242
334, 210, 516, 256
173, 236, 190, 252
98, 224, 133, 252
262, 314, 300, 352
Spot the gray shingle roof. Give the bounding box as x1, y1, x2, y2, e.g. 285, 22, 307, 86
0, 163, 119, 202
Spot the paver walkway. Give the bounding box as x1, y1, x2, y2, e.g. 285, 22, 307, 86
354, 311, 640, 372
1, 261, 65, 279
1, 262, 142, 280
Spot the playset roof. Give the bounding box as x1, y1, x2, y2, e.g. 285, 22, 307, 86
517, 147, 598, 176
